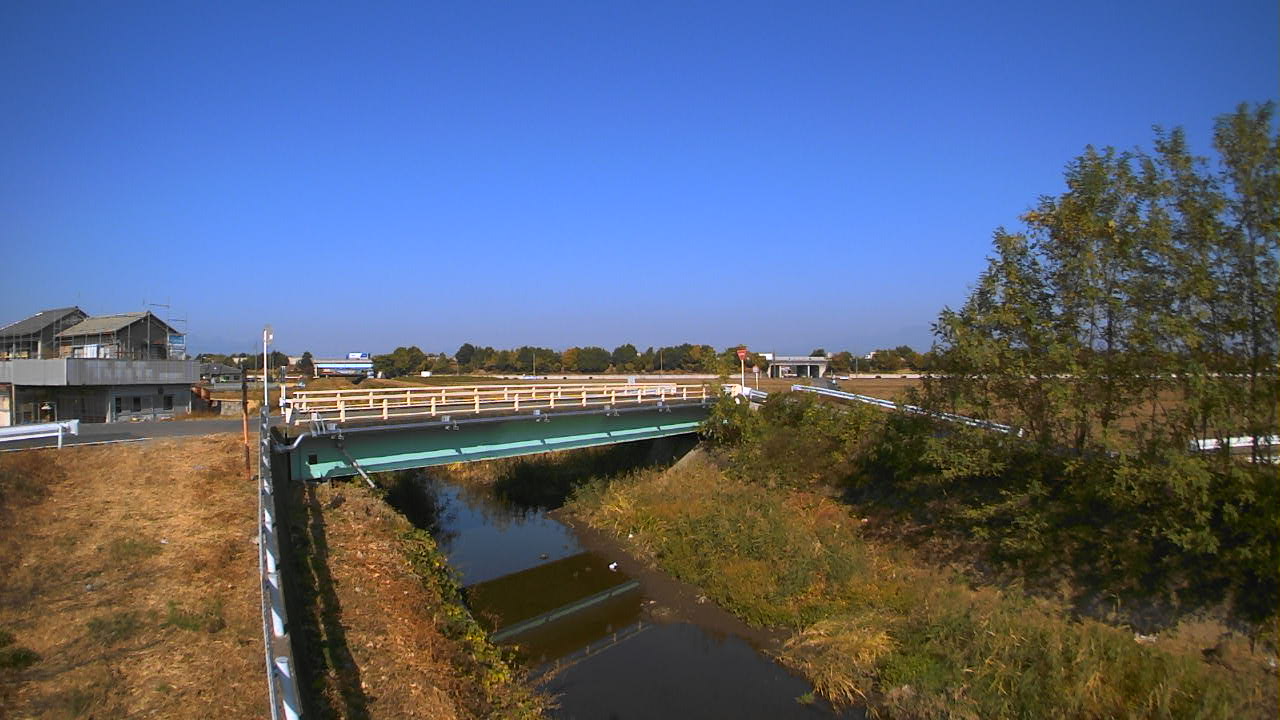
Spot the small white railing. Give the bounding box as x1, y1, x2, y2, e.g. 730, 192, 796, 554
284, 382, 708, 425
0, 420, 81, 448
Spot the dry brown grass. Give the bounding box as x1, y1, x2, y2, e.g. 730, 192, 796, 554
0, 434, 266, 718
289, 480, 546, 719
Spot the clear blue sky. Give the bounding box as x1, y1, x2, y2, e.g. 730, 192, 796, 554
2, 1, 1276, 356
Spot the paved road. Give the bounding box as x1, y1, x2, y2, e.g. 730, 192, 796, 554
0, 417, 278, 452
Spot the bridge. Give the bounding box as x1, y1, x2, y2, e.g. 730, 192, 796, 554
274, 382, 716, 481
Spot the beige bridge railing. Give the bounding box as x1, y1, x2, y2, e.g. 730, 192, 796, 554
284, 382, 711, 425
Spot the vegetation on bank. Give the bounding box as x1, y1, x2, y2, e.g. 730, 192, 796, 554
566, 412, 1276, 717
287, 479, 546, 719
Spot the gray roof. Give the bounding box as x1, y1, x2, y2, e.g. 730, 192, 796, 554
201, 362, 242, 375
56, 312, 177, 338
0, 307, 85, 338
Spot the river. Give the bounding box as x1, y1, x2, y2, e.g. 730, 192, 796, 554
383, 455, 863, 719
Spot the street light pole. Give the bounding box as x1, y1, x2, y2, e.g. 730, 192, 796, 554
263, 325, 273, 413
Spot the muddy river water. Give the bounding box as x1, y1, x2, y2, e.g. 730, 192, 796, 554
388, 468, 862, 719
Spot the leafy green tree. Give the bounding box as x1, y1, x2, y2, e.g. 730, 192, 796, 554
297, 351, 314, 376
611, 343, 638, 371
809, 348, 826, 357
455, 343, 476, 370
578, 346, 612, 373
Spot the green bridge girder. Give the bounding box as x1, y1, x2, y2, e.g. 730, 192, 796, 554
281, 403, 709, 481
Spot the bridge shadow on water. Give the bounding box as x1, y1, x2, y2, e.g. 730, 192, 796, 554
288, 482, 372, 720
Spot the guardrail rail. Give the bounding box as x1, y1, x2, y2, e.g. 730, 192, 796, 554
259, 408, 303, 720
0, 419, 80, 448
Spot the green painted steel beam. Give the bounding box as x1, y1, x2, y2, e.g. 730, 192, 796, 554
283, 404, 708, 481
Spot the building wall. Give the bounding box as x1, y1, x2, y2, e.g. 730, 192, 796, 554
9, 384, 192, 424
107, 385, 192, 422
13, 387, 111, 423
0, 359, 197, 386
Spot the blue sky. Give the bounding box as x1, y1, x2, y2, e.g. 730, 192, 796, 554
2, 1, 1275, 356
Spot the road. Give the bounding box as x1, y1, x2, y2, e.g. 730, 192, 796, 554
0, 417, 278, 452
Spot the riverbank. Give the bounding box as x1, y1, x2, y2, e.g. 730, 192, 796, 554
0, 435, 264, 717
564, 447, 1278, 718
284, 478, 547, 718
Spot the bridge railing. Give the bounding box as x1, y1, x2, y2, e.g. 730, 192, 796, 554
284, 382, 710, 425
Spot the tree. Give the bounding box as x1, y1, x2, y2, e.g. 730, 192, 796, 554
830, 351, 853, 372
926, 103, 1278, 457
810, 348, 827, 357
297, 351, 314, 377
561, 347, 581, 372
455, 343, 476, 370
578, 346, 612, 373
611, 343, 638, 371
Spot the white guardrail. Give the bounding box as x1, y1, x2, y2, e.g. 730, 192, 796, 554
0, 420, 80, 448
259, 408, 303, 720
792, 384, 1024, 435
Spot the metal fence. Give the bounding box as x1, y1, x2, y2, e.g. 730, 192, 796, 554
258, 408, 303, 720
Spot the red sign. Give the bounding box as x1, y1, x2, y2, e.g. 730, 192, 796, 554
736, 348, 748, 360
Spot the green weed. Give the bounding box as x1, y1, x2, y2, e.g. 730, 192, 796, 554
86, 611, 142, 645
106, 536, 162, 563
0, 645, 40, 670
164, 600, 226, 633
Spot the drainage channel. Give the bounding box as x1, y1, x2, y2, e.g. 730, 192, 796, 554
384, 462, 863, 719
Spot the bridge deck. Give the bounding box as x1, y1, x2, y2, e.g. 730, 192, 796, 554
285, 382, 711, 425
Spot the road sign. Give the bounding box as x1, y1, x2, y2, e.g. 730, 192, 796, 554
736, 348, 747, 360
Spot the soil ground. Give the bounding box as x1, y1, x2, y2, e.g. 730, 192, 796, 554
0, 434, 266, 719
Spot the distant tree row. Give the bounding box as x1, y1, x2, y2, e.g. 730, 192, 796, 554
198, 343, 934, 378
196, 351, 289, 371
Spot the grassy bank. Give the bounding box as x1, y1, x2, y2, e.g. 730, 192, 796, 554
286, 478, 546, 719
0, 435, 265, 718
565, 450, 1277, 717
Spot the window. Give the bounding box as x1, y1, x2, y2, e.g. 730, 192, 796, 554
114, 397, 122, 415
163, 395, 173, 411
131, 396, 141, 412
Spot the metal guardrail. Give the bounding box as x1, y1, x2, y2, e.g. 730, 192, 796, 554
0, 420, 80, 448
1193, 435, 1280, 452
259, 408, 302, 720
790, 385, 1024, 436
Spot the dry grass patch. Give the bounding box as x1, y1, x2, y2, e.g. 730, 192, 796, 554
286, 479, 546, 719
0, 434, 265, 718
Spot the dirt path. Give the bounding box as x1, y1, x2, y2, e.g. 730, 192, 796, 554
0, 434, 266, 718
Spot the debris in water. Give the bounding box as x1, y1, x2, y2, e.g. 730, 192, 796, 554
608, 562, 619, 571
539, 552, 549, 560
